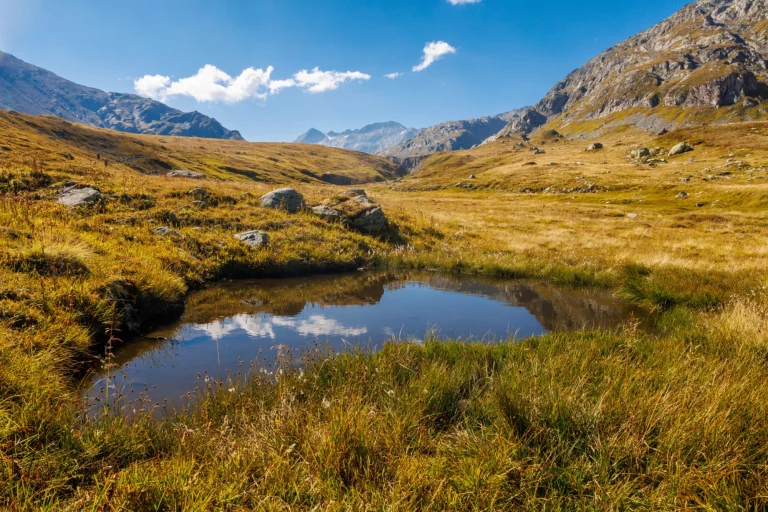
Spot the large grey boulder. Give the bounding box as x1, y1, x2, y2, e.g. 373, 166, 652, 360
631, 148, 651, 159
669, 142, 694, 157
57, 187, 104, 207
235, 230, 269, 248
260, 188, 306, 213
168, 170, 205, 179
350, 206, 388, 234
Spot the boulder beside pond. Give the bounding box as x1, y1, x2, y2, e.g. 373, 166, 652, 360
57, 187, 104, 207
260, 188, 306, 213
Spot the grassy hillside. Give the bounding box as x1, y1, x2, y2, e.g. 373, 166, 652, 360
0, 111, 404, 185
2, 114, 768, 508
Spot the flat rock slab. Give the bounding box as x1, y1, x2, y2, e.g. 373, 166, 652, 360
168, 170, 206, 179
153, 226, 183, 237
311, 205, 344, 220
260, 188, 306, 213
235, 230, 269, 247
57, 187, 104, 207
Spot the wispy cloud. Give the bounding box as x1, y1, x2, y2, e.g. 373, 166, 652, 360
447, 0, 481, 4
385, 72, 402, 79
412, 41, 456, 72
134, 64, 370, 103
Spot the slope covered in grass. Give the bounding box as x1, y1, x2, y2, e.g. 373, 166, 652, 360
2, 112, 768, 508
0, 111, 405, 185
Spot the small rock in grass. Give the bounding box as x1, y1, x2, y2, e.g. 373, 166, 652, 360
187, 187, 207, 197
669, 142, 694, 157
676, 191, 689, 199
153, 226, 182, 237
311, 205, 344, 220
235, 230, 269, 248
587, 143, 603, 151
168, 170, 205, 179
343, 188, 367, 198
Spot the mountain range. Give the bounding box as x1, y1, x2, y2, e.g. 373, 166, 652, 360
3, 0, 768, 157
297, 0, 768, 161
0, 51, 243, 141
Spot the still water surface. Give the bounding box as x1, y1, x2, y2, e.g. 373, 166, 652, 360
85, 272, 645, 412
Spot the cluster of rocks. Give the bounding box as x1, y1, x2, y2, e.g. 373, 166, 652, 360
231, 187, 390, 249
628, 145, 680, 165
311, 189, 389, 235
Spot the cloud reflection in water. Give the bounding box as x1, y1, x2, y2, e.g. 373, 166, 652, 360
193, 313, 368, 341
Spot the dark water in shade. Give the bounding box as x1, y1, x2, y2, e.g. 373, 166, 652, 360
84, 272, 647, 414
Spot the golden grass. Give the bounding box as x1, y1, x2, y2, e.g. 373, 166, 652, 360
1, 112, 768, 508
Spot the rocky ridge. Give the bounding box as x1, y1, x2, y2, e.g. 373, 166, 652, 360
0, 51, 244, 140
493, 0, 768, 139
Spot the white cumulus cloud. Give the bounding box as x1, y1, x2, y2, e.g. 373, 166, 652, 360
385, 72, 402, 79
134, 74, 172, 100
293, 67, 371, 93
134, 64, 370, 103
412, 41, 456, 72
447, 0, 481, 4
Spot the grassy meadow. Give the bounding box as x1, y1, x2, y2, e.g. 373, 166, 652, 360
2, 110, 768, 509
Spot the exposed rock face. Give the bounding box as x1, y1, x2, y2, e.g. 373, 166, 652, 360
381, 109, 529, 158
260, 188, 306, 213
0, 51, 243, 140
57, 187, 104, 207
234, 230, 269, 248
495, 0, 768, 137
295, 122, 419, 154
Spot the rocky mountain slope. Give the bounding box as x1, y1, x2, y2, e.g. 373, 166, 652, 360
379, 108, 528, 159
0, 51, 244, 140
295, 122, 419, 153
494, 0, 768, 138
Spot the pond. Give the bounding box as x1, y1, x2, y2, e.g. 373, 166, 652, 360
84, 272, 647, 415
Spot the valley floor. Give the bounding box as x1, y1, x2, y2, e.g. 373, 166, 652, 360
1, 116, 768, 509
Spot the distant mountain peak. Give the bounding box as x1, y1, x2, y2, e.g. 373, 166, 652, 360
294, 122, 419, 154
0, 51, 243, 140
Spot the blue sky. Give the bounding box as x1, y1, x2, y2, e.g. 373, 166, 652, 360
1, 0, 690, 141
